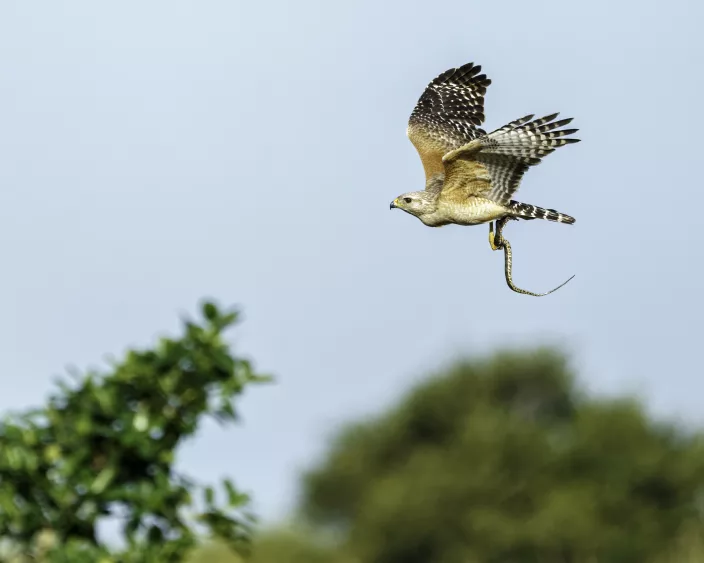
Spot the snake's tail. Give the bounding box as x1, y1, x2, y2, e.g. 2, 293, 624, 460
502, 237, 574, 297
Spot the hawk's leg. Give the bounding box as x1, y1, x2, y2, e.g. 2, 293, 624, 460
490, 217, 575, 297
488, 222, 499, 250
488, 217, 511, 251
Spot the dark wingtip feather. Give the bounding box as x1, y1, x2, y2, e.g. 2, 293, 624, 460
553, 117, 573, 127
538, 112, 560, 122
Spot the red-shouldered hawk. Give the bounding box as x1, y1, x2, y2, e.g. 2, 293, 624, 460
390, 62, 578, 296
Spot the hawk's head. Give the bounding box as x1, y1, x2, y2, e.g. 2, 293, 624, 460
389, 191, 436, 220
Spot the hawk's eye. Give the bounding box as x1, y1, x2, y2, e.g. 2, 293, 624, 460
403, 197, 412, 204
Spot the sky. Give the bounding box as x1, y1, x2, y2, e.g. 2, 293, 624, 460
1, 0, 703, 525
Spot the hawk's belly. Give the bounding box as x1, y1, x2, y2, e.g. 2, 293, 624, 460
448, 198, 508, 226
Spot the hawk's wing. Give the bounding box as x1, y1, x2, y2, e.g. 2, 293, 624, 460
407, 62, 491, 187
440, 113, 580, 205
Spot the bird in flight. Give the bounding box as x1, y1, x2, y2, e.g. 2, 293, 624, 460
390, 61, 578, 296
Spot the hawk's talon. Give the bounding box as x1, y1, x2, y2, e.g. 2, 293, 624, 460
488, 222, 502, 251
490, 217, 509, 250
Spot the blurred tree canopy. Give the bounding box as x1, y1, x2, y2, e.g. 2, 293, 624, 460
0, 301, 268, 563
300, 348, 704, 563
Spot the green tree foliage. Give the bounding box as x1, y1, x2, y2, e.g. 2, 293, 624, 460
0, 301, 268, 563
301, 348, 704, 563
246, 528, 353, 563
188, 529, 353, 563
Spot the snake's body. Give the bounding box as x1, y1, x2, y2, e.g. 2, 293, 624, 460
492, 217, 575, 297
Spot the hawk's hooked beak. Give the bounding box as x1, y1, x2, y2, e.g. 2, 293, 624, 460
390, 199, 399, 209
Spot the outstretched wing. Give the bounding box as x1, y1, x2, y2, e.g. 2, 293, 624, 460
407, 62, 491, 185
441, 113, 580, 204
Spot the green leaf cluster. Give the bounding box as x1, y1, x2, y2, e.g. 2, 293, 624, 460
0, 301, 268, 563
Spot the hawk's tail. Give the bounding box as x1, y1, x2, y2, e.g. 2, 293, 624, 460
509, 201, 575, 224
483, 113, 580, 158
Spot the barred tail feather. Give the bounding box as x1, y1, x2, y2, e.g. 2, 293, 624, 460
509, 201, 575, 224
482, 113, 580, 158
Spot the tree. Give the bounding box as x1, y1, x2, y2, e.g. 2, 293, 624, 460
0, 301, 268, 562
301, 348, 704, 563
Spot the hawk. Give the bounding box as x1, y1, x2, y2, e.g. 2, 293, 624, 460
390, 61, 578, 295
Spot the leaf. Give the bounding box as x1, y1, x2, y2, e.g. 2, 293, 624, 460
249, 372, 274, 384
133, 412, 149, 432
223, 478, 239, 507
204, 486, 215, 507
44, 444, 62, 463
0, 299, 260, 559
90, 467, 116, 494
202, 302, 219, 322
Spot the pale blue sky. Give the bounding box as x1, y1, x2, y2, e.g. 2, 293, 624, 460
1, 0, 702, 523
